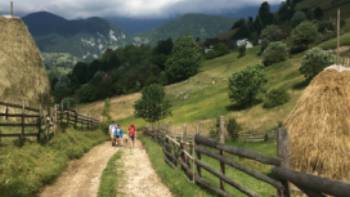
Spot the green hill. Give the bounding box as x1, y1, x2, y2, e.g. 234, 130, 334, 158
296, 0, 350, 17
79, 47, 305, 133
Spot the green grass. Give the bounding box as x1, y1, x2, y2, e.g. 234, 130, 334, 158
318, 32, 350, 49
0, 129, 107, 197
140, 134, 211, 197
140, 134, 277, 197
97, 151, 123, 197
110, 48, 306, 133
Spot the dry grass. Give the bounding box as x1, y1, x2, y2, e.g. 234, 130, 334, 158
78, 93, 141, 120
285, 68, 350, 180
0, 17, 50, 106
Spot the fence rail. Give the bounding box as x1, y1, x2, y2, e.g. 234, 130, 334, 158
0, 101, 100, 143
143, 127, 350, 197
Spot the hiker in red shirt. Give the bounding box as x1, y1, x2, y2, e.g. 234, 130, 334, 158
128, 124, 137, 148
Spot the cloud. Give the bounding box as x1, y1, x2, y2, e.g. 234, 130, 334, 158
0, 0, 283, 19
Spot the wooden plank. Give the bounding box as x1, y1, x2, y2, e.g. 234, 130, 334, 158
195, 135, 281, 166
196, 159, 260, 197
272, 167, 350, 197
0, 101, 39, 112
0, 113, 40, 118
0, 122, 39, 127
195, 175, 231, 197
166, 135, 181, 147
196, 146, 284, 191
0, 133, 38, 137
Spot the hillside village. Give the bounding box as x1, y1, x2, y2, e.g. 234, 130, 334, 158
1, 0, 350, 197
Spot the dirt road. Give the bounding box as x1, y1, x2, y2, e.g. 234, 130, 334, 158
39, 142, 118, 197
39, 140, 173, 197
118, 141, 173, 197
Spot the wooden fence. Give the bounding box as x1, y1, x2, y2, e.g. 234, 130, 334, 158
143, 128, 350, 197
0, 101, 99, 142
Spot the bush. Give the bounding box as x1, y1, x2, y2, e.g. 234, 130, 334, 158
205, 43, 230, 59
227, 118, 240, 140
263, 88, 290, 108
290, 21, 319, 53
262, 42, 289, 66
61, 97, 77, 110
260, 25, 285, 53
134, 84, 171, 123
228, 65, 267, 107
299, 48, 335, 81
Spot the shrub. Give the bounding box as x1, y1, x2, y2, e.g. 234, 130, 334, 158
263, 88, 290, 108
238, 45, 246, 58
290, 21, 319, 53
262, 41, 289, 66
228, 65, 267, 107
134, 84, 171, 123
61, 97, 77, 110
299, 48, 335, 81
260, 25, 285, 53
291, 11, 307, 27
227, 118, 240, 140
205, 43, 230, 59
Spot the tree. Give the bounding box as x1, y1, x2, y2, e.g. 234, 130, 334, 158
256, 1, 274, 31
152, 38, 174, 70
299, 48, 335, 81
134, 84, 171, 123
290, 21, 319, 53
53, 76, 72, 102
165, 36, 202, 83
262, 41, 289, 66
291, 11, 307, 27
260, 25, 285, 53
228, 65, 266, 107
227, 118, 240, 140
263, 88, 290, 108
102, 98, 111, 122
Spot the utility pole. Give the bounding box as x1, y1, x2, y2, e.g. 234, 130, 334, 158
337, 8, 340, 64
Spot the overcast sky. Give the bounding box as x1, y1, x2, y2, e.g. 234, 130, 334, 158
0, 0, 283, 19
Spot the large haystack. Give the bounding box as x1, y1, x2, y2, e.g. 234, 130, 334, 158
0, 16, 50, 106
285, 66, 350, 180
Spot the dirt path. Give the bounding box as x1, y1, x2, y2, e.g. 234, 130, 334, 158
39, 141, 118, 197
118, 141, 173, 197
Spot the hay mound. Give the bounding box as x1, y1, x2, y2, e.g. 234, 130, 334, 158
0, 16, 50, 106
285, 67, 350, 180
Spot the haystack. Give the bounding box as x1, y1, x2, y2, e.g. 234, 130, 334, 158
0, 16, 50, 106
285, 66, 350, 180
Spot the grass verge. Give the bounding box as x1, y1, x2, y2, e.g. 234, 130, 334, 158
139, 134, 212, 197
0, 128, 107, 197
97, 151, 123, 197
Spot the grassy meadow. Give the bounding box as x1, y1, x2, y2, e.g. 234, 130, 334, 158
0, 129, 107, 197
79, 47, 305, 134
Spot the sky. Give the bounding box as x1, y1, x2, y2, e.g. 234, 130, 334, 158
0, 0, 283, 19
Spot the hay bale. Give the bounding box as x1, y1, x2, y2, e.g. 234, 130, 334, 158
285, 67, 350, 180
0, 16, 50, 106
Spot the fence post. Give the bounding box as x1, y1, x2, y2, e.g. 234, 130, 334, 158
74, 111, 78, 129
277, 124, 290, 197
219, 116, 225, 144
67, 111, 70, 127
37, 106, 43, 142
20, 101, 25, 142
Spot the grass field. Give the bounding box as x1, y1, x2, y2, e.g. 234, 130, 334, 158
140, 134, 277, 197
0, 129, 107, 197
79, 47, 305, 134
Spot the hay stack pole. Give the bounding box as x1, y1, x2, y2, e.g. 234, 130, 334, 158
10, 1, 14, 17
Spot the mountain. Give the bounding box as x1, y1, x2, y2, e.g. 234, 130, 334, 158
23, 12, 128, 62
132, 13, 235, 45
106, 17, 170, 35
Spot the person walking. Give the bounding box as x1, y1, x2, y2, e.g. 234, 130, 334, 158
128, 124, 137, 148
